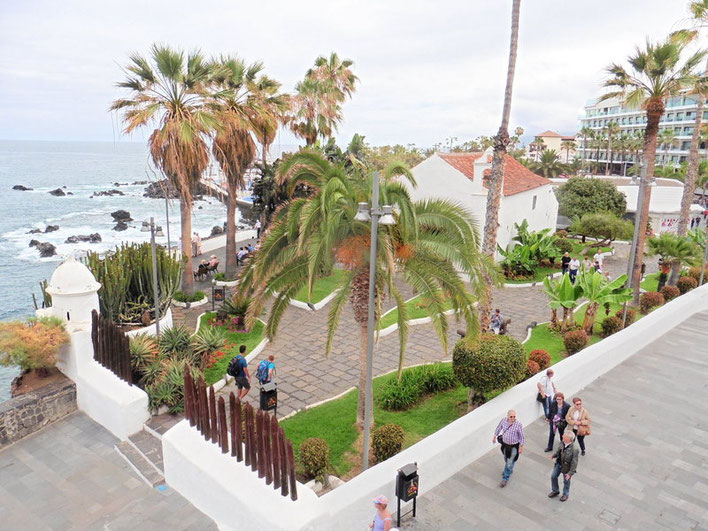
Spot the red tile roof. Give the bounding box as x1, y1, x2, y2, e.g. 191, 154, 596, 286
536, 130, 562, 138
438, 152, 551, 196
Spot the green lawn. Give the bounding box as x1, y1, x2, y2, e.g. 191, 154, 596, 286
293, 269, 347, 304
378, 296, 455, 330
504, 266, 560, 285
570, 240, 613, 257
199, 312, 266, 385
641, 272, 660, 292
280, 366, 467, 478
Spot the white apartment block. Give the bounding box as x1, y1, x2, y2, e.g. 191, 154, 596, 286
579, 94, 708, 172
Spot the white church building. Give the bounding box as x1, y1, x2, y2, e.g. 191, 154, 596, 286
409, 148, 559, 252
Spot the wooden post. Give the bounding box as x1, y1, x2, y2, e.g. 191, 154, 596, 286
244, 404, 251, 467
287, 439, 297, 501
256, 411, 265, 478
279, 427, 288, 497
209, 386, 218, 444
263, 412, 272, 485
198, 377, 209, 439
271, 416, 281, 490
229, 392, 237, 457
234, 396, 243, 462
183, 368, 192, 425
218, 396, 228, 454
246, 404, 257, 472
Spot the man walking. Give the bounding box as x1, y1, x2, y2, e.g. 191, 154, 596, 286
492, 410, 525, 487
561, 252, 571, 275
569, 256, 580, 284
537, 368, 556, 420
228, 345, 251, 399
255, 219, 262, 239
548, 431, 579, 502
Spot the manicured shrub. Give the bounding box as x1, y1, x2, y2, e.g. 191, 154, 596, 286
676, 276, 697, 294
555, 229, 568, 239
371, 423, 405, 463
528, 349, 551, 370
173, 290, 206, 303
600, 315, 623, 337
416, 363, 457, 393
526, 360, 541, 378
563, 329, 588, 354
553, 238, 574, 254
640, 291, 664, 314
686, 266, 708, 284
0, 317, 69, 373
452, 334, 526, 407
615, 308, 636, 325
377, 371, 424, 411
660, 285, 680, 302
300, 437, 330, 482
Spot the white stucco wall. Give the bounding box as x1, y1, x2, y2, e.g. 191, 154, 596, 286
498, 184, 559, 250
161, 281, 708, 530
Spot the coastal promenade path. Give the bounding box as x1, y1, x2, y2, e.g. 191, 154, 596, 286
0, 411, 215, 530
401, 309, 708, 530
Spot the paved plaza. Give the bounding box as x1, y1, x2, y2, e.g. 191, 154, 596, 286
401, 310, 708, 530
0, 412, 215, 530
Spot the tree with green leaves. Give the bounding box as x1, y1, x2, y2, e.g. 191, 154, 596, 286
603, 121, 621, 175
601, 34, 706, 303
561, 139, 576, 163
576, 271, 633, 334
569, 212, 634, 247
530, 149, 567, 178
111, 45, 216, 295
556, 176, 627, 219
542, 273, 583, 331
238, 151, 496, 429
646, 233, 700, 285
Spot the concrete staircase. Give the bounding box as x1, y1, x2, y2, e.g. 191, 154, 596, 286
114, 414, 182, 488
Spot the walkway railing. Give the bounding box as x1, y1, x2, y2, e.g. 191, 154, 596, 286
183, 369, 297, 501
91, 310, 133, 385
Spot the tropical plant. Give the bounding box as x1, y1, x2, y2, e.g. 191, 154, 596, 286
452, 334, 526, 408
497, 242, 535, 278
84, 243, 183, 325
561, 140, 576, 163
376, 372, 424, 411
0, 317, 69, 374
173, 290, 206, 303
299, 437, 330, 485
603, 121, 621, 175
556, 177, 627, 219
372, 424, 405, 463
640, 291, 665, 313
569, 212, 634, 247
479, 0, 522, 331
660, 285, 681, 301
563, 329, 588, 354
129, 333, 159, 371
192, 326, 227, 368
600, 315, 624, 337
111, 45, 216, 294
645, 233, 700, 285
601, 35, 706, 304
542, 273, 583, 330
511, 220, 560, 262
615, 307, 636, 325
677, 275, 698, 293
238, 151, 495, 429
529, 149, 567, 178
576, 271, 633, 334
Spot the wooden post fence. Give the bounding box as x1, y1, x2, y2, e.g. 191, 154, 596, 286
91, 310, 132, 385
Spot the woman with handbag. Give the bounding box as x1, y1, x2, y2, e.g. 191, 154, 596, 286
545, 392, 570, 452
566, 397, 591, 456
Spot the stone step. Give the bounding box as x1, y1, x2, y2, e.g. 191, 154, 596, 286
145, 413, 183, 439
129, 429, 164, 473
115, 439, 165, 488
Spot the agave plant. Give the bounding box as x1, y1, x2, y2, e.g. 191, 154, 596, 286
157, 326, 194, 357
192, 326, 227, 369
129, 333, 159, 371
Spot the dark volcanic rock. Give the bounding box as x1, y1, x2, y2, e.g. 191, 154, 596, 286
110, 210, 132, 222
65, 233, 102, 244
210, 225, 224, 237
28, 228, 42, 234
29, 239, 40, 247
45, 225, 59, 233
143, 179, 208, 199
67, 192, 73, 195
48, 188, 66, 196
131, 180, 149, 185
113, 221, 128, 231
36, 242, 57, 257
91, 189, 125, 198
12, 185, 32, 191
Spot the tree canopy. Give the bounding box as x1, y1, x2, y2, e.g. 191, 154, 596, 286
569, 212, 634, 246
556, 177, 627, 219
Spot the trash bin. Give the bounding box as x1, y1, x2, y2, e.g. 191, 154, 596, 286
260, 382, 277, 412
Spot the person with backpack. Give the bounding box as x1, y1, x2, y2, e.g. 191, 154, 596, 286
255, 355, 276, 386
227, 345, 251, 399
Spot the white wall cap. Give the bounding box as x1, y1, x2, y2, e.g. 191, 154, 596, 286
46, 256, 101, 296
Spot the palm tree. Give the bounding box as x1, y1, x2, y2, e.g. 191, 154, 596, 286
601, 35, 706, 304
590, 132, 606, 174
238, 151, 495, 429
111, 45, 216, 295
603, 121, 621, 175
576, 271, 632, 334
579, 126, 594, 170
658, 128, 677, 167
209, 57, 285, 278
290, 53, 358, 146
561, 139, 576, 163
480, 0, 521, 331
646, 233, 700, 285
530, 149, 567, 178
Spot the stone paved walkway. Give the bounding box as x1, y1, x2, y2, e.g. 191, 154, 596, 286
400, 309, 708, 530
0, 412, 215, 530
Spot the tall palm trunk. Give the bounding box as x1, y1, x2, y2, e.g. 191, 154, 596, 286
672, 82, 705, 285
225, 192, 238, 277
582, 303, 599, 335
350, 270, 374, 430
480, 0, 521, 331
605, 135, 612, 175
631, 99, 662, 304
180, 199, 194, 295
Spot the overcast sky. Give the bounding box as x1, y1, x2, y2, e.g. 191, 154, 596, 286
0, 0, 698, 148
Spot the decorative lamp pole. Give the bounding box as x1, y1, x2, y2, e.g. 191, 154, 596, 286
354, 172, 396, 471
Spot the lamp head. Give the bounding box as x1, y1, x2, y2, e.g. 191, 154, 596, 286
354, 202, 371, 222
379, 205, 396, 226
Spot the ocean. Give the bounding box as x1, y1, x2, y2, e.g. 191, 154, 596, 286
0, 139, 242, 402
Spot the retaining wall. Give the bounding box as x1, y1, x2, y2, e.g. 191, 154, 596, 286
0, 378, 76, 448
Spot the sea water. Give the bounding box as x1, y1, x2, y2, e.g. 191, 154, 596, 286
0, 139, 242, 401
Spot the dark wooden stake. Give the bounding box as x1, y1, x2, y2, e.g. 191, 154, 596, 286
235, 396, 243, 462
256, 410, 265, 478
229, 392, 238, 457
244, 404, 251, 467
287, 439, 298, 501
271, 416, 281, 490
263, 411, 272, 485
209, 386, 218, 444
279, 427, 289, 497
218, 396, 228, 454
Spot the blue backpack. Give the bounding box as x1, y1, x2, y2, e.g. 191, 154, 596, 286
256, 359, 272, 384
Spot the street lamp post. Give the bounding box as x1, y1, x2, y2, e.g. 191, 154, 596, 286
142, 217, 164, 336
354, 172, 396, 472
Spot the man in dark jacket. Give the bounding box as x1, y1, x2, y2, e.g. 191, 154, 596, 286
548, 431, 579, 501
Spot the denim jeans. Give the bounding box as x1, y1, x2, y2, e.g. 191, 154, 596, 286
542, 396, 552, 419
502, 446, 518, 481
551, 462, 571, 496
